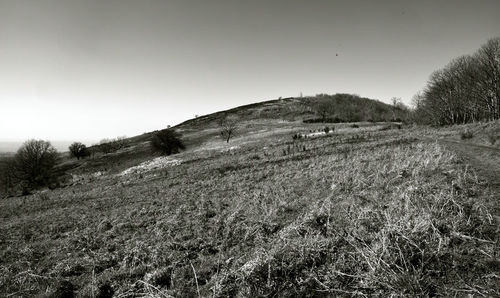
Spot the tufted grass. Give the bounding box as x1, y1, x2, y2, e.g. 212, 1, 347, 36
0, 126, 498, 297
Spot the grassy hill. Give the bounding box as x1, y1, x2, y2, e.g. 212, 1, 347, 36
2, 96, 497, 297
177, 94, 405, 128
57, 94, 405, 177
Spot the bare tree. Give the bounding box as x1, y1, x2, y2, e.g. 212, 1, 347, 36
219, 115, 238, 143
475, 37, 500, 120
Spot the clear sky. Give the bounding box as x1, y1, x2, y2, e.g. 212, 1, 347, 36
1, 0, 499, 142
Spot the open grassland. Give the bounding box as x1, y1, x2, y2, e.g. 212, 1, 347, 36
1, 125, 499, 297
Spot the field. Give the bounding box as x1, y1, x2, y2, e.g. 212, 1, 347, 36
1, 122, 499, 297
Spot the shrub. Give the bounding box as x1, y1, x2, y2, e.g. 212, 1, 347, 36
99, 140, 114, 154
351, 124, 359, 128
151, 129, 185, 155
303, 117, 345, 123
68, 142, 90, 160
324, 126, 330, 133
12, 139, 59, 192
460, 129, 474, 140
98, 137, 126, 154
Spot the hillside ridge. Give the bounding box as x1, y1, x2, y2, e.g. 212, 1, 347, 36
173, 94, 403, 129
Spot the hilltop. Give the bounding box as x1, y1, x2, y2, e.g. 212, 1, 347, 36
58, 94, 406, 176
177, 93, 405, 128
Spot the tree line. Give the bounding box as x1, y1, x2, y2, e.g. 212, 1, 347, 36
413, 36, 500, 125
308, 93, 410, 123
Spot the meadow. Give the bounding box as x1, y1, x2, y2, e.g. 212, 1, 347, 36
1, 123, 499, 297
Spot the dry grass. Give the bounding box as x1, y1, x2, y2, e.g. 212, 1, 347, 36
422, 120, 500, 147
0, 125, 498, 297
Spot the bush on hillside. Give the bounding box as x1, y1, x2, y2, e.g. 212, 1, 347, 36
68, 142, 90, 160
98, 137, 126, 154
7, 140, 59, 194
151, 129, 185, 155
303, 117, 345, 123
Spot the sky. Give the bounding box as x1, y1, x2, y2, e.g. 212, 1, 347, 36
0, 0, 499, 143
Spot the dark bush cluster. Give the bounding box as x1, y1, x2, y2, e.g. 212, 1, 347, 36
0, 140, 59, 195
98, 137, 126, 154
306, 93, 409, 123
303, 117, 345, 123
151, 129, 185, 155
68, 142, 90, 160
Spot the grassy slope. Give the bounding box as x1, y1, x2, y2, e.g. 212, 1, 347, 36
60, 95, 402, 176
1, 124, 498, 297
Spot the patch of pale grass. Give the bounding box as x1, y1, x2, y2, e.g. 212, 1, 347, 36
214, 141, 498, 296
119, 157, 181, 176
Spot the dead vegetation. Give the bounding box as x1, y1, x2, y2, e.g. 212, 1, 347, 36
0, 124, 498, 297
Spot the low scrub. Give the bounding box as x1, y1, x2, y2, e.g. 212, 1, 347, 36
98, 137, 126, 154
151, 129, 185, 155
303, 117, 346, 123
